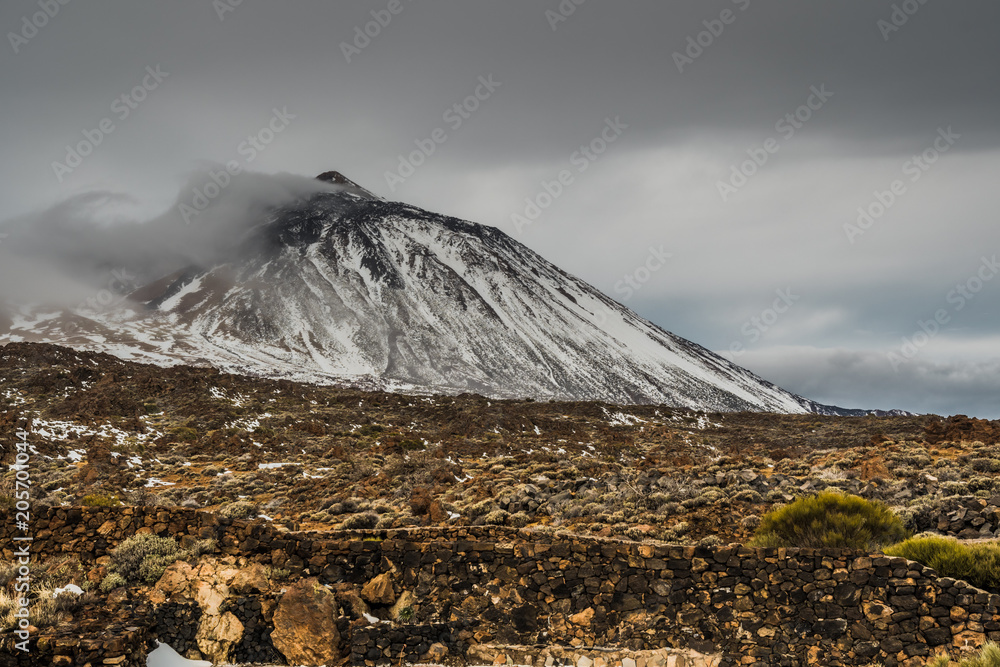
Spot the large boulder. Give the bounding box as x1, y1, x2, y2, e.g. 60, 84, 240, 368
196, 611, 244, 664
361, 572, 395, 605
271, 577, 342, 666
154, 557, 251, 663
231, 562, 268, 594
156, 561, 195, 596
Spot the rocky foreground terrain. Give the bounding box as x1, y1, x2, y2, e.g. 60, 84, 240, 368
3, 342, 999, 544
3, 341, 1000, 666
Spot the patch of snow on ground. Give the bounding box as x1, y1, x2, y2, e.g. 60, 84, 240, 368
602, 408, 645, 426
147, 641, 212, 667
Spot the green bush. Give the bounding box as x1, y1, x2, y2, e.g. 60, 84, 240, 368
399, 439, 425, 451
885, 536, 1000, 592
107, 534, 187, 585
750, 492, 908, 550
928, 641, 1000, 666
99, 572, 127, 592
81, 493, 121, 507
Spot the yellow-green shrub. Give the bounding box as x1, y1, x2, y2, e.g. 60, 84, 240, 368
81, 493, 121, 507
885, 536, 1000, 592
750, 492, 908, 550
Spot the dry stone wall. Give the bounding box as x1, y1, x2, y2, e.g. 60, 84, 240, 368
3, 507, 1000, 666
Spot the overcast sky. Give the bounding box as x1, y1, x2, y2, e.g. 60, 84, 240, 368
1, 1, 998, 418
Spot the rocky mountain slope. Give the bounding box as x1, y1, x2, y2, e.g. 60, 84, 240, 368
0, 172, 874, 414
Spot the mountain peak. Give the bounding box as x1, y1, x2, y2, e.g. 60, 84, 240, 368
315, 171, 381, 200
315, 170, 352, 185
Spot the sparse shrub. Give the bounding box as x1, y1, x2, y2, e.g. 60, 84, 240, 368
750, 492, 909, 550
126, 488, 163, 507
218, 500, 257, 520
342, 512, 378, 529
190, 539, 217, 558
399, 439, 425, 451
509, 512, 531, 528
0, 585, 91, 630
941, 481, 969, 496
340, 498, 360, 513
969, 476, 994, 492
81, 493, 121, 507
885, 536, 1000, 592
106, 534, 187, 585
484, 509, 509, 525
143, 403, 161, 414
466, 499, 495, 518
697, 488, 725, 504
660, 501, 683, 515
171, 427, 198, 442
732, 489, 764, 504
265, 566, 290, 581
639, 493, 667, 510
927, 641, 1000, 666
99, 572, 127, 592
202, 465, 223, 476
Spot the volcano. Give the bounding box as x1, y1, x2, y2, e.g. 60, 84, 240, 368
0, 172, 893, 414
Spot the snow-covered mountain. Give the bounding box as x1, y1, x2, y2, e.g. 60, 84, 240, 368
0, 172, 899, 414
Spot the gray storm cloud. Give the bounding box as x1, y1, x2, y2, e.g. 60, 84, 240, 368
0, 1, 997, 417
0, 170, 341, 307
